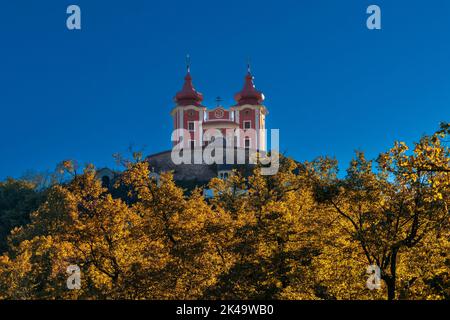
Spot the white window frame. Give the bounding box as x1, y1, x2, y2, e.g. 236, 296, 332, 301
244, 120, 251, 129
188, 121, 196, 132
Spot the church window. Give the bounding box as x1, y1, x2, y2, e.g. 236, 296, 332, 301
245, 137, 251, 149
244, 120, 251, 129
215, 109, 224, 118
188, 121, 195, 132
218, 170, 232, 180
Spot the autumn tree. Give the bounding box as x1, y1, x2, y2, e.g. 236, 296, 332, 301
119, 161, 234, 299
206, 157, 329, 299
313, 124, 450, 300
0, 167, 151, 299
0, 179, 44, 254
0, 125, 448, 300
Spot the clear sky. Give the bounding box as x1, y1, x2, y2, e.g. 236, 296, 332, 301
1, 0, 449, 180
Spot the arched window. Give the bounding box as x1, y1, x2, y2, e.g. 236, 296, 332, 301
245, 137, 251, 149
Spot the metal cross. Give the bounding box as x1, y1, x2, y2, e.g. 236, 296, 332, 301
186, 54, 191, 73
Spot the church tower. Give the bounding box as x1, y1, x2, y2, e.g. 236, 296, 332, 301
232, 67, 268, 151
171, 62, 268, 152
171, 65, 206, 149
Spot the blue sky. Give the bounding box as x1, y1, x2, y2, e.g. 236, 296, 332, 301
0, 0, 449, 180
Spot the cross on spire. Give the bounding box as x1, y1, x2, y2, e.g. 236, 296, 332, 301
186, 54, 191, 73
174, 55, 204, 106
215, 96, 223, 106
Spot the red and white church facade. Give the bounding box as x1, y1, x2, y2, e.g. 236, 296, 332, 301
171, 66, 268, 152
96, 66, 273, 188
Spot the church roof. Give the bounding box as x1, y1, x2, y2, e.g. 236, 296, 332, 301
234, 69, 265, 106
174, 71, 204, 106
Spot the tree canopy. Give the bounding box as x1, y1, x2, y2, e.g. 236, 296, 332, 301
0, 123, 449, 300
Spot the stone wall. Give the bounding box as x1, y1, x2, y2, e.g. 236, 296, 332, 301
146, 147, 261, 183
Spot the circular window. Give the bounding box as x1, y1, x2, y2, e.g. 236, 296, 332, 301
215, 109, 224, 118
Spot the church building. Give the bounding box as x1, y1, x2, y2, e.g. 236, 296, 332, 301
97, 64, 271, 189
171, 65, 268, 152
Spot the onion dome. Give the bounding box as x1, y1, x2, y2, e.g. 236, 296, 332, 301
234, 69, 264, 106
174, 71, 203, 106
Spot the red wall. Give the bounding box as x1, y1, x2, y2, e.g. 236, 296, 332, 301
183, 109, 200, 140
239, 108, 256, 129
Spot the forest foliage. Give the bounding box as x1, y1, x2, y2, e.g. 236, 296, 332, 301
0, 123, 449, 300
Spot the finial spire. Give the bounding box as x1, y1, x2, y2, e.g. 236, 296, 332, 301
174, 56, 203, 106
234, 61, 265, 106
186, 54, 191, 73
215, 96, 223, 107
